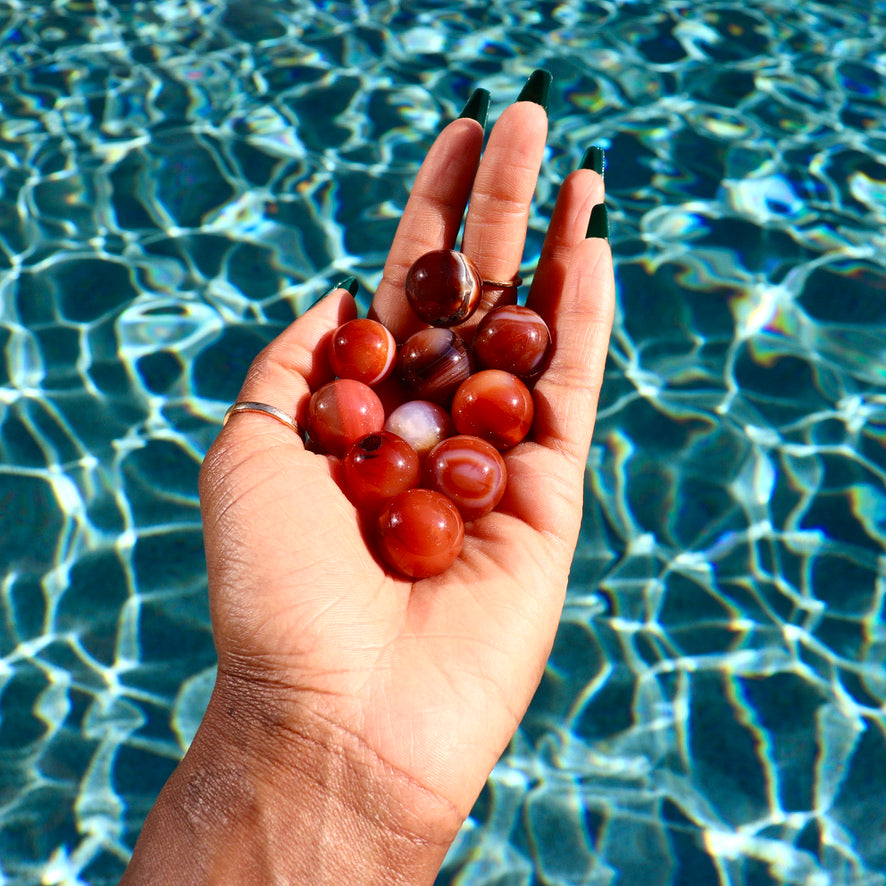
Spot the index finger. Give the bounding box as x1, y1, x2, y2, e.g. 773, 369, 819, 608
369, 116, 484, 341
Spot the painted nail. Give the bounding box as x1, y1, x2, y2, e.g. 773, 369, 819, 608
586, 203, 609, 240
458, 88, 490, 128
323, 276, 359, 297
580, 146, 605, 175
516, 69, 552, 111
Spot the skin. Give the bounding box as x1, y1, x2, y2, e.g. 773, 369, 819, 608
121, 98, 614, 884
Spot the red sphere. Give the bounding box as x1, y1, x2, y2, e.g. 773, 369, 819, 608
424, 435, 507, 521
308, 379, 385, 457
376, 489, 465, 579
405, 249, 482, 327
341, 432, 420, 513
330, 318, 397, 386
398, 327, 474, 404
451, 370, 534, 450
472, 305, 552, 380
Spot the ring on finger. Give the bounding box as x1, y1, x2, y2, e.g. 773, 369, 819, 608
223, 401, 303, 437
481, 275, 522, 291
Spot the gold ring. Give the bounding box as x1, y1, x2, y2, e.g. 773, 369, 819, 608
481, 275, 523, 289
223, 401, 302, 436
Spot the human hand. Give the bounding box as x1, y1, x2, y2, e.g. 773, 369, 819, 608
122, 72, 614, 885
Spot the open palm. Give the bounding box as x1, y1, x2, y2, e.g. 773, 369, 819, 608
197, 96, 614, 849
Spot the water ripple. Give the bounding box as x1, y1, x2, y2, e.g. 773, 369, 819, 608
0, 1, 885, 884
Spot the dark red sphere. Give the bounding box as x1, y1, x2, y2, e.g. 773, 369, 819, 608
330, 318, 397, 386
398, 327, 474, 404
472, 305, 552, 380
424, 435, 507, 521
451, 370, 534, 450
341, 432, 420, 514
376, 489, 465, 579
405, 249, 482, 327
308, 379, 385, 457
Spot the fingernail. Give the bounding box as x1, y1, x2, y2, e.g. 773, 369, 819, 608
458, 87, 490, 128
580, 146, 605, 175
323, 276, 359, 297
586, 203, 609, 240
516, 69, 552, 111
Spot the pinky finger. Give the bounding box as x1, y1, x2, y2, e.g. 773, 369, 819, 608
531, 235, 615, 473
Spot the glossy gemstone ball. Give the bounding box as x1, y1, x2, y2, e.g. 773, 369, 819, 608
398, 327, 474, 404
340, 432, 420, 513
424, 435, 507, 521
308, 378, 385, 457
330, 318, 397, 386
376, 489, 465, 579
384, 399, 454, 459
405, 249, 482, 327
451, 369, 534, 450
472, 305, 552, 380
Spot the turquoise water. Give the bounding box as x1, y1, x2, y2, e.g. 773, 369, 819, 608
1, 0, 885, 883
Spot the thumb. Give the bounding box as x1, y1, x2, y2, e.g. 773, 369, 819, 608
225, 286, 359, 441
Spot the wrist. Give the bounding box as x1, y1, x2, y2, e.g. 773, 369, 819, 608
122, 669, 460, 885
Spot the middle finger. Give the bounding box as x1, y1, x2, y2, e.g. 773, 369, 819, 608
458, 70, 551, 335
370, 72, 552, 343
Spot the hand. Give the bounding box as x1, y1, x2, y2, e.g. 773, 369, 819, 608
122, 74, 614, 885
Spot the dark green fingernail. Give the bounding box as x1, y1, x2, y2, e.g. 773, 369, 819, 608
339, 276, 359, 296
586, 203, 609, 240
580, 146, 605, 175
458, 87, 490, 128
516, 69, 552, 111
323, 276, 359, 297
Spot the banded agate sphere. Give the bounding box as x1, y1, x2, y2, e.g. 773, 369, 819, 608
330, 318, 396, 386
399, 327, 474, 404
341, 432, 420, 514
451, 369, 534, 450
384, 400, 454, 459
472, 305, 552, 380
424, 436, 507, 521
308, 379, 385, 457
405, 249, 482, 327
376, 489, 465, 579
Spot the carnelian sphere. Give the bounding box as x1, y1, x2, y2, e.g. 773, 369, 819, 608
451, 369, 534, 450
376, 489, 465, 579
330, 318, 397, 386
405, 249, 482, 327
308, 378, 385, 457
424, 435, 507, 521
384, 399, 454, 459
472, 305, 552, 380
399, 327, 474, 404
340, 432, 420, 513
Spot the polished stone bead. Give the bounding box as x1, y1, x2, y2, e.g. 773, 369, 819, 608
330, 318, 397, 386
384, 399, 454, 459
308, 378, 385, 457
376, 488, 465, 579
341, 432, 420, 513
405, 249, 482, 327
451, 369, 534, 450
398, 327, 474, 404
424, 435, 507, 521
472, 304, 552, 380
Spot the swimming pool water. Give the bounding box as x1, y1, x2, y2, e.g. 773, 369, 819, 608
1, 1, 885, 883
